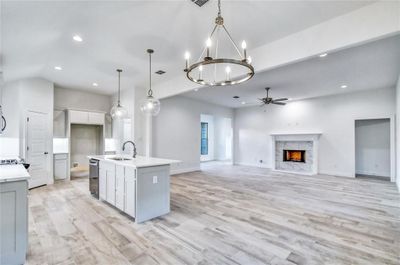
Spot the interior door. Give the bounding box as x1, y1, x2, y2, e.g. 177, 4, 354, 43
26, 111, 48, 189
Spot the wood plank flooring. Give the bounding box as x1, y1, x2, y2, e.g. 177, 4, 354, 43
27, 164, 400, 265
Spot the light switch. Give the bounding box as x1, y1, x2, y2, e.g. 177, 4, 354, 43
153, 176, 158, 184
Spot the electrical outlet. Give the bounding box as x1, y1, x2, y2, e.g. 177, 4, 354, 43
153, 176, 158, 184
259, 160, 263, 163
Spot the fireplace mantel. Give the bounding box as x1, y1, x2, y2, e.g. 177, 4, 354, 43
271, 133, 322, 175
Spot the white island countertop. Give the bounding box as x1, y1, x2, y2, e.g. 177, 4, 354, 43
87, 155, 180, 168
0, 164, 31, 183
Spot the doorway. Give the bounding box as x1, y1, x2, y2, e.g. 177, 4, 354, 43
355, 118, 390, 180
26, 111, 48, 188
200, 114, 233, 168
70, 124, 102, 179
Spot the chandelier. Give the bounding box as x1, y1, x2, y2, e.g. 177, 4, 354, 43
184, 0, 254, 87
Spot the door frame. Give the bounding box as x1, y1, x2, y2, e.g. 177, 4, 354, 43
353, 115, 395, 182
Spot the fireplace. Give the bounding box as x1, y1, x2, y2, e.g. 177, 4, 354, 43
283, 150, 306, 163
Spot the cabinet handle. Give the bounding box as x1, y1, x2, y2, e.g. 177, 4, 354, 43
44, 152, 48, 155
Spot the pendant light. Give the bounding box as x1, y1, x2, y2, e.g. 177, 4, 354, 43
110, 69, 128, 119
140, 49, 160, 116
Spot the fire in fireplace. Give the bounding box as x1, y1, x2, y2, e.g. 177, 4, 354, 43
283, 150, 306, 163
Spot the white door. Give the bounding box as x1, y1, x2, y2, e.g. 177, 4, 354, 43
26, 111, 48, 189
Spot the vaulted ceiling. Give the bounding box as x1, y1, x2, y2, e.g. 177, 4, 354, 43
2, 0, 374, 94
183, 34, 400, 108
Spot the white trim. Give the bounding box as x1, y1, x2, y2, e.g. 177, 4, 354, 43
234, 162, 270, 169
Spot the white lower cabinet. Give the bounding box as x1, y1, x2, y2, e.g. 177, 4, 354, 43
99, 161, 136, 218
115, 165, 125, 211
106, 169, 116, 205
124, 167, 136, 217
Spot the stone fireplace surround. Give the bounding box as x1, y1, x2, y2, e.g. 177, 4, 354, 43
271, 133, 322, 175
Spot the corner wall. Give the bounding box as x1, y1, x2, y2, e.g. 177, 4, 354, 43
152, 96, 234, 174
234, 87, 395, 178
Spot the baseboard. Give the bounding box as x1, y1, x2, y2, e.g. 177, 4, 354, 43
234, 162, 270, 169
170, 167, 201, 175
355, 170, 390, 178
319, 170, 353, 178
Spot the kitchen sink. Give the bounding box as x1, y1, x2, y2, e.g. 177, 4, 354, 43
108, 157, 132, 161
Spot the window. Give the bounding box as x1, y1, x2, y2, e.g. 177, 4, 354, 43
201, 122, 208, 155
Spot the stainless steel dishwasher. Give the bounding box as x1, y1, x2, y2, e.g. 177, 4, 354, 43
89, 159, 99, 198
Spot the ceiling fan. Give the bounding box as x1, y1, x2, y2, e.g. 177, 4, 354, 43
259, 87, 288, 106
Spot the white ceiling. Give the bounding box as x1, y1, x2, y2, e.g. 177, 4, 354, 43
2, 0, 374, 94
183, 34, 400, 108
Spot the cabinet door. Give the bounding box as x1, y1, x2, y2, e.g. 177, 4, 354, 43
106, 169, 116, 205
115, 165, 125, 211
0, 181, 28, 265
124, 167, 136, 218
88, 112, 105, 125
99, 168, 107, 200
54, 159, 67, 180
69, 110, 89, 124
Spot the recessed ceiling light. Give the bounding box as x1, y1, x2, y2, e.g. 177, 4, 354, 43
241, 101, 246, 105
73, 35, 83, 42
92, 83, 98, 87
54, 66, 62, 71
341, 85, 348, 88
194, 88, 199, 92
319, 53, 328, 58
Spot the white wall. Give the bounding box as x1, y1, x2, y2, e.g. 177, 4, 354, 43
1, 78, 54, 183
355, 119, 390, 177
234, 87, 395, 178
396, 74, 400, 190
152, 96, 234, 174
54, 87, 111, 112
215, 117, 233, 161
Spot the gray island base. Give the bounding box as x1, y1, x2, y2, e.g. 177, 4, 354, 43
88, 155, 179, 223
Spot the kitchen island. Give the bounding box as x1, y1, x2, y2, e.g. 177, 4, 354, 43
87, 155, 179, 223
0, 164, 30, 265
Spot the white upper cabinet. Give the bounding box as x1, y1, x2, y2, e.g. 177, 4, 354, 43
69, 110, 105, 125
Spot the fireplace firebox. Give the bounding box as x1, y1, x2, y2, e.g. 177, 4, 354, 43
283, 150, 306, 163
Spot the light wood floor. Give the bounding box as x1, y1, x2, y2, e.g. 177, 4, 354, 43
27, 165, 400, 265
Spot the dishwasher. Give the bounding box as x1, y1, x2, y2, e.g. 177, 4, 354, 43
89, 159, 99, 198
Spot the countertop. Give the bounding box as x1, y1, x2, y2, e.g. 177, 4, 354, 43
87, 155, 180, 168
0, 164, 31, 183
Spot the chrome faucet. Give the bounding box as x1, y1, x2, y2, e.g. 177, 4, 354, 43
122, 141, 137, 158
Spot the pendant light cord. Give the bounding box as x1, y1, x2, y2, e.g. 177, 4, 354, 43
218, 0, 221, 16
117, 69, 122, 105
148, 50, 153, 97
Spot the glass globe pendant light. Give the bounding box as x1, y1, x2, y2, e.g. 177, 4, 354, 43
140, 49, 160, 116
110, 69, 128, 119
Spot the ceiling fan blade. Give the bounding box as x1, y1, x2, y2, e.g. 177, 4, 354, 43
273, 98, 288, 101
271, 101, 286, 105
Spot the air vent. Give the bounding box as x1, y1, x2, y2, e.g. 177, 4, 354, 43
233, 96, 240, 99
191, 0, 209, 7
155, 70, 166, 75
